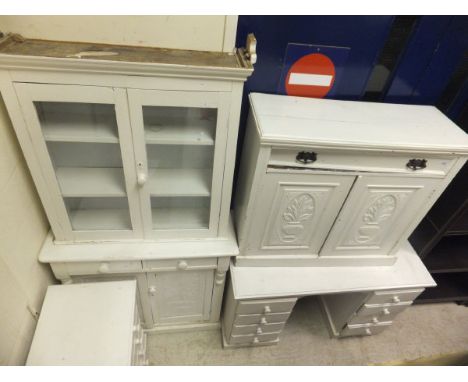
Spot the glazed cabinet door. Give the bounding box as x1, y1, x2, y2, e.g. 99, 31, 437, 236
146, 270, 214, 325
127, 89, 230, 239
320, 175, 439, 257
245, 172, 355, 255
13, 83, 143, 241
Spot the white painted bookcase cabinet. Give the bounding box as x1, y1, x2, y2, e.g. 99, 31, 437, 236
221, 93, 468, 347
0, 34, 254, 331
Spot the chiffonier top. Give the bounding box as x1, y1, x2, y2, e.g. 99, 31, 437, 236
250, 93, 468, 154
0, 34, 253, 79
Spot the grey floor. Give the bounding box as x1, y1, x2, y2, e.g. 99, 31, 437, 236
147, 297, 468, 365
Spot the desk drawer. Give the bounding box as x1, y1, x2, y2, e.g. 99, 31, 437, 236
340, 322, 392, 337
63, 261, 142, 276
231, 322, 285, 336
142, 258, 217, 272
348, 302, 412, 325
234, 312, 291, 325
237, 298, 297, 315
365, 289, 423, 305
229, 332, 279, 345
269, 148, 454, 177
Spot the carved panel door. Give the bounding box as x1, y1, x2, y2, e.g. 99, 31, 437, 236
246, 173, 355, 255
320, 175, 439, 257
147, 270, 214, 325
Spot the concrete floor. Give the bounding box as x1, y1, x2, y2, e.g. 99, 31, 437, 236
147, 297, 468, 365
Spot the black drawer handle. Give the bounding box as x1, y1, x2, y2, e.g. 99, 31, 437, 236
406, 158, 427, 170
296, 151, 317, 164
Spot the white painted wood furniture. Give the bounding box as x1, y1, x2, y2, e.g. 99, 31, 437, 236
0, 34, 254, 332
27, 281, 147, 365
222, 242, 436, 347
235, 93, 468, 267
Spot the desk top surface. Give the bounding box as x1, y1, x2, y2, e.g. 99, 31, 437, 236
26, 280, 136, 365
230, 242, 436, 300
250, 93, 468, 154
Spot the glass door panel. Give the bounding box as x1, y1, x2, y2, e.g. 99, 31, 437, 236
143, 105, 216, 231
35, 101, 132, 231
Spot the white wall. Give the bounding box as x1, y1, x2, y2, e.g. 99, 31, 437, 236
0, 96, 54, 366
0, 15, 238, 365
0, 15, 238, 52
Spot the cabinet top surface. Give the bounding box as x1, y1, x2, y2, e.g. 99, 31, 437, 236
26, 280, 136, 365
0, 35, 253, 79
230, 242, 436, 299
250, 93, 468, 154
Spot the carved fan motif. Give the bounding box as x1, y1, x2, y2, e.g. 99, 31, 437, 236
282, 194, 315, 223
362, 195, 397, 225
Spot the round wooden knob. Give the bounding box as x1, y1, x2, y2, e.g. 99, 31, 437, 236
148, 286, 157, 295
383, 308, 391, 315
260, 317, 268, 325
365, 328, 372, 335
263, 305, 271, 314
98, 262, 110, 273
372, 317, 379, 324
177, 260, 188, 270
253, 337, 259, 344
137, 172, 147, 186
392, 296, 400, 303
256, 327, 263, 335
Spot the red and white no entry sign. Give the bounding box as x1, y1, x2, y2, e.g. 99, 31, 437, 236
285, 53, 336, 98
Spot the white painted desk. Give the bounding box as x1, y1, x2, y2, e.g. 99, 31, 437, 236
222, 242, 436, 347
27, 280, 147, 365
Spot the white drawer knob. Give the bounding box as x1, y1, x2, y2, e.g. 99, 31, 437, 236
383, 308, 391, 315
98, 262, 110, 273
135, 337, 142, 345
372, 317, 379, 324
148, 286, 157, 295
365, 328, 372, 335
392, 296, 400, 303
263, 305, 271, 314
253, 337, 259, 344
256, 327, 263, 335
177, 260, 188, 270
260, 317, 268, 325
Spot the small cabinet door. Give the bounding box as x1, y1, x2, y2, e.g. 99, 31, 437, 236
127, 89, 230, 239
146, 270, 214, 325
320, 175, 439, 257
245, 172, 355, 255
14, 83, 143, 242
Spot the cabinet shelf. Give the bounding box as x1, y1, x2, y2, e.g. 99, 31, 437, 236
56, 167, 126, 197
416, 273, 468, 303
40, 104, 119, 143
145, 125, 214, 146
425, 236, 468, 273
152, 207, 209, 229
70, 208, 131, 231
148, 168, 211, 197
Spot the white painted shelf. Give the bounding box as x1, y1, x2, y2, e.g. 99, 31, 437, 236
144, 124, 214, 146
42, 114, 119, 143
56, 167, 126, 197
152, 207, 209, 229
148, 168, 211, 197
70, 208, 131, 231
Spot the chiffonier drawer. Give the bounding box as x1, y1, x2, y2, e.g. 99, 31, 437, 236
231, 322, 285, 336
62, 261, 143, 276
365, 289, 424, 305
348, 302, 412, 325
268, 148, 455, 177
234, 312, 291, 325
237, 298, 297, 314
142, 258, 217, 272
229, 332, 280, 345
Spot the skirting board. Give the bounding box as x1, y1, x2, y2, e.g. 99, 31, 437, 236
146, 322, 220, 335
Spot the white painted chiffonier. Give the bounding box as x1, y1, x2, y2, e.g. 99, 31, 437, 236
222, 93, 468, 347
0, 34, 254, 332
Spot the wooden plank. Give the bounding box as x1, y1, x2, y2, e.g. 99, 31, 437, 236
145, 124, 214, 146
70, 208, 131, 231
148, 168, 211, 197
151, 207, 209, 230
